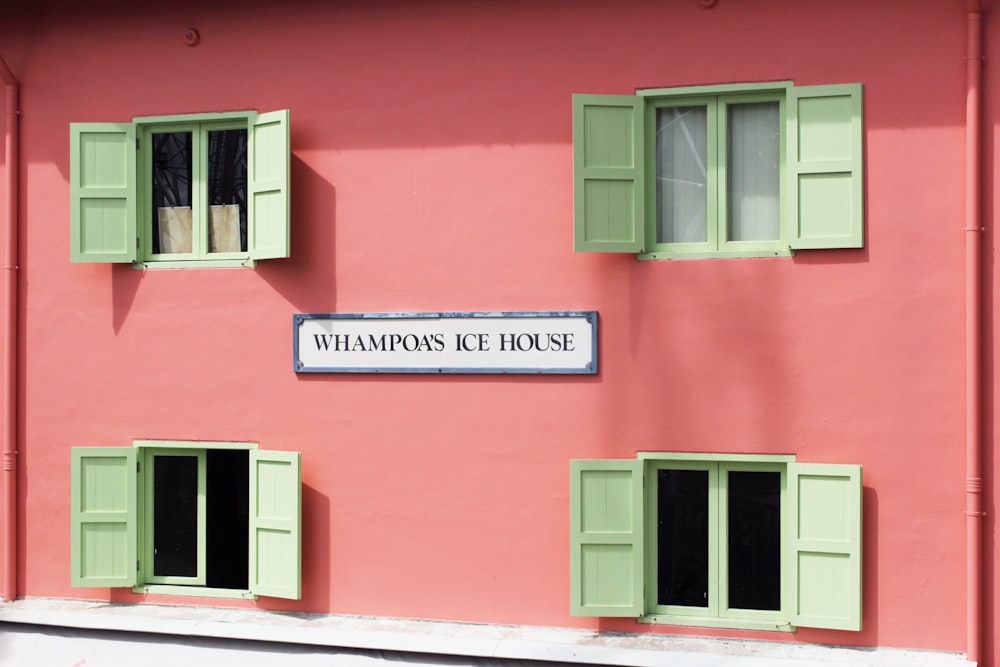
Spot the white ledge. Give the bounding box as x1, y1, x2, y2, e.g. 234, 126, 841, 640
0, 598, 971, 667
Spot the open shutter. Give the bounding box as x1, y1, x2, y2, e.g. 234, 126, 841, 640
573, 95, 645, 253
70, 447, 137, 588
788, 463, 862, 631
787, 84, 863, 250
249, 449, 301, 599
570, 459, 644, 616
248, 110, 291, 260
70, 123, 137, 263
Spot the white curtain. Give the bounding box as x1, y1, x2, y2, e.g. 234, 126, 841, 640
727, 101, 780, 242
656, 106, 708, 244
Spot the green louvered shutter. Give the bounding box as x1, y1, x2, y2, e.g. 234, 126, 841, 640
570, 459, 644, 616
573, 95, 645, 252
70, 447, 137, 588
787, 84, 864, 249
788, 463, 862, 631
249, 449, 301, 599
248, 110, 291, 260
70, 123, 137, 263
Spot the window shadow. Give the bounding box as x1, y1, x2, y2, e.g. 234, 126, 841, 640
111, 263, 144, 335
254, 155, 338, 315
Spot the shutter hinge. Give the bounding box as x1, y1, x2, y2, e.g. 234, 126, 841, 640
137, 559, 140, 572
136, 137, 140, 150
137, 460, 140, 473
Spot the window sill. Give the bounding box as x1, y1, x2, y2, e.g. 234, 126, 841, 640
134, 258, 257, 269
637, 248, 793, 260
638, 613, 793, 632
132, 585, 255, 600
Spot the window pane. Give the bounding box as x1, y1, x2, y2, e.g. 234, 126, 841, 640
206, 449, 249, 590
151, 132, 193, 254
657, 469, 709, 607
727, 101, 780, 241
153, 455, 199, 578
727, 470, 781, 611
656, 106, 708, 244
207, 129, 248, 253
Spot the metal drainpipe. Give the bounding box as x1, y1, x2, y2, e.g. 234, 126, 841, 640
964, 1, 984, 664
0, 55, 17, 603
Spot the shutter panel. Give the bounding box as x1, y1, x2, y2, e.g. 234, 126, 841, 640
570, 459, 644, 616
787, 84, 863, 249
573, 95, 645, 252
249, 449, 301, 599
248, 110, 291, 260
70, 123, 137, 263
788, 463, 862, 631
70, 447, 137, 588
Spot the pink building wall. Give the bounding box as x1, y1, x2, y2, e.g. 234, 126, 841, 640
0, 0, 992, 661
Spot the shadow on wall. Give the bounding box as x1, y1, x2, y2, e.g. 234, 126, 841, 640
111, 155, 337, 334
254, 156, 338, 315
299, 483, 332, 611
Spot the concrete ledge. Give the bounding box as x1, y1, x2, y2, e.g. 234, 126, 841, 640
0, 598, 971, 667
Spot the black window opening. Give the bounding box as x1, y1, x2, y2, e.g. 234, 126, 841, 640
727, 470, 781, 611
656, 466, 782, 613
152, 453, 198, 578
657, 468, 709, 607
150, 449, 249, 589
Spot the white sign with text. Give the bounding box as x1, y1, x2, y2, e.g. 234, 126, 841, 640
294, 311, 597, 374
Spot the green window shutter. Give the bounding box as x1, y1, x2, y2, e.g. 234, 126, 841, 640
573, 95, 645, 253
70, 447, 137, 588
569, 459, 644, 617
70, 123, 137, 263
788, 463, 862, 631
248, 110, 291, 260
787, 84, 863, 249
249, 449, 301, 599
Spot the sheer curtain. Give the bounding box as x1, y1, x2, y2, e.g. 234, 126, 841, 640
656, 106, 708, 244
727, 101, 780, 242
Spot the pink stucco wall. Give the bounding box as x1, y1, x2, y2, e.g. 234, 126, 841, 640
0, 0, 992, 660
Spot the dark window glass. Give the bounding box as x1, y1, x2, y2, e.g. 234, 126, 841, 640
151, 132, 193, 255
207, 129, 248, 253
152, 455, 199, 577
728, 471, 781, 610
657, 469, 709, 607
206, 449, 249, 589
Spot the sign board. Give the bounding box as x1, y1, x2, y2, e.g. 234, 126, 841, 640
294, 311, 598, 374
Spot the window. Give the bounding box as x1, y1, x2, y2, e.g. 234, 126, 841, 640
70, 110, 290, 268
70, 441, 301, 600
573, 82, 863, 258
569, 454, 862, 632
651, 460, 784, 625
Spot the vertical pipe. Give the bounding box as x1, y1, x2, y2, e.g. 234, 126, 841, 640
0, 55, 17, 603
964, 1, 984, 664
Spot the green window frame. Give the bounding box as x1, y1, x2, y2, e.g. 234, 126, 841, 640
644, 458, 788, 626
71, 440, 302, 600
569, 453, 862, 632
573, 82, 863, 259
70, 110, 290, 268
